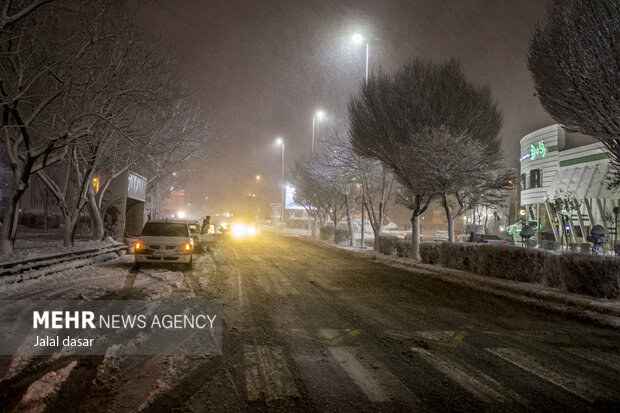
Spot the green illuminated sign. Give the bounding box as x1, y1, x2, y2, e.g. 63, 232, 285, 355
530, 140, 546, 160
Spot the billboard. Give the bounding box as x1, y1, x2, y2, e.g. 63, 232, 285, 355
285, 185, 306, 210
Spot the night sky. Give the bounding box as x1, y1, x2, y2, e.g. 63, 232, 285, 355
136, 0, 569, 211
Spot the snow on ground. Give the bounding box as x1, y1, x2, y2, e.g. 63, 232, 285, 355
0, 237, 122, 265
0, 254, 130, 300
132, 266, 193, 300
14, 360, 77, 413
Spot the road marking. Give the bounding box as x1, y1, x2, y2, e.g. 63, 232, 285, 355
243, 345, 299, 401
486, 347, 619, 402
561, 347, 620, 372
329, 347, 420, 405
411, 347, 526, 404
319, 329, 361, 345
232, 248, 239, 259
236, 269, 245, 308
414, 330, 468, 347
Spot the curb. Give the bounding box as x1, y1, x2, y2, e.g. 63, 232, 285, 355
283, 232, 620, 328
0, 244, 128, 277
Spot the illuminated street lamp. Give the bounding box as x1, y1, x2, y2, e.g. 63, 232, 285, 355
351, 32, 373, 247
352, 33, 370, 83
311, 110, 325, 153
275, 138, 285, 223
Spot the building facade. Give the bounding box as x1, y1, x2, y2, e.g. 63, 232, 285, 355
520, 124, 620, 244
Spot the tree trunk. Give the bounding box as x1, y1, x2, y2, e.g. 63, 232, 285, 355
88, 190, 104, 240
442, 195, 455, 242
0, 184, 26, 255
344, 193, 354, 246
410, 212, 421, 260
63, 214, 73, 247
373, 201, 384, 251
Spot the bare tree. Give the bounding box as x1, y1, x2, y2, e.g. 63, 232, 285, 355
321, 131, 361, 246
416, 129, 509, 241
528, 0, 620, 185
0, 0, 54, 33
31, 6, 213, 245
288, 153, 329, 238
0, 3, 111, 253
349, 68, 437, 259
323, 129, 396, 248
358, 158, 396, 247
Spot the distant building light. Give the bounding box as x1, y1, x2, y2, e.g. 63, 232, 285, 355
519, 153, 530, 162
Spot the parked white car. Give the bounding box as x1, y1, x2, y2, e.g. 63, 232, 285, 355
134, 220, 194, 270
433, 230, 449, 242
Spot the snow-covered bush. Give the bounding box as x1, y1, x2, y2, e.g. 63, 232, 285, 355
377, 235, 398, 255
419, 241, 619, 298
319, 225, 334, 241
544, 254, 620, 298
420, 242, 440, 264
395, 239, 411, 258
334, 228, 349, 244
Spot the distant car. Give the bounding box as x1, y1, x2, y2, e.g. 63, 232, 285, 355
134, 219, 194, 270
472, 234, 509, 246
433, 230, 449, 242
403, 231, 422, 241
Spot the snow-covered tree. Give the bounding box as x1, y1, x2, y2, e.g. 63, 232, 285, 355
528, 0, 620, 185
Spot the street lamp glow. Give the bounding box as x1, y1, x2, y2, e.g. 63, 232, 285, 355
312, 110, 326, 153
352, 33, 363, 44
274, 137, 285, 224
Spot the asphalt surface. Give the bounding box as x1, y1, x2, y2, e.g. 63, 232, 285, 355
1, 232, 620, 412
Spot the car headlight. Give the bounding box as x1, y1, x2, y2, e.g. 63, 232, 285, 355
231, 223, 245, 237
184, 243, 192, 252
246, 225, 256, 236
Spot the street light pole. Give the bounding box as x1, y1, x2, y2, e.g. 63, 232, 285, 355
365, 42, 369, 83
353, 33, 371, 248
311, 110, 324, 153
276, 138, 285, 225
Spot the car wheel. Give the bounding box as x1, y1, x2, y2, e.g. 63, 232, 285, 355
183, 257, 193, 271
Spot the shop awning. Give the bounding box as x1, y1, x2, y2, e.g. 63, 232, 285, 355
546, 163, 620, 200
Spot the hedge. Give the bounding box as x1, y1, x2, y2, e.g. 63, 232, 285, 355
377, 235, 399, 255
395, 239, 411, 258
419, 242, 620, 298
544, 254, 620, 298
334, 228, 350, 244
19, 212, 61, 228
319, 225, 333, 241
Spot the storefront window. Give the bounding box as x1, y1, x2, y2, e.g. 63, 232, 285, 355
520, 173, 526, 190
530, 169, 541, 188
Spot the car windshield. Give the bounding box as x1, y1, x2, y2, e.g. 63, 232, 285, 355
141, 223, 188, 237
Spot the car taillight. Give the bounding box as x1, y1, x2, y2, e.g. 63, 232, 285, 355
184, 243, 191, 251
486, 241, 490, 245
503, 242, 507, 246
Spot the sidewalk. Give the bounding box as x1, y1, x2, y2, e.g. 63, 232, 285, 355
269, 228, 620, 328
